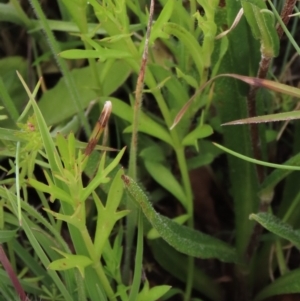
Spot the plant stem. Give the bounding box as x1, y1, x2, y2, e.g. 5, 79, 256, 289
80, 227, 116, 301
128, 0, 155, 179
246, 0, 297, 261
276, 0, 297, 39
175, 148, 194, 301
128, 212, 144, 301
0, 245, 27, 301
124, 0, 154, 287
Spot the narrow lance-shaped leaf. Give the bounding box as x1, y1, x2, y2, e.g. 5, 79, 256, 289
144, 160, 187, 208
250, 212, 300, 249
171, 73, 300, 129
121, 174, 238, 263
223, 110, 300, 125
258, 152, 300, 199
254, 269, 300, 301
242, 0, 279, 58
213, 142, 300, 171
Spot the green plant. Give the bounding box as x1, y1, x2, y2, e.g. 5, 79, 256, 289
1, 0, 300, 301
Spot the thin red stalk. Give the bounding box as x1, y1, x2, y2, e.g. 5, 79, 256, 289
246, 0, 297, 262
128, 0, 155, 179
0, 245, 27, 301
276, 0, 297, 38
123, 0, 155, 286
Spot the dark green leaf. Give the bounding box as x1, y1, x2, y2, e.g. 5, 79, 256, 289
122, 175, 238, 263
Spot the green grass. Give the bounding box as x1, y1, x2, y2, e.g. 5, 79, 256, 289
0, 0, 300, 300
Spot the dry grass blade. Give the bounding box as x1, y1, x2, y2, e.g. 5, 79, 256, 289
84, 100, 112, 156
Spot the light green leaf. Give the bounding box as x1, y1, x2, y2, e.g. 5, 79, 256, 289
213, 142, 300, 170
162, 22, 203, 78
150, 0, 175, 42
48, 249, 92, 278
182, 124, 213, 146
28, 177, 73, 204
187, 153, 214, 170
137, 281, 171, 301
144, 160, 187, 208
175, 67, 198, 88
139, 145, 165, 162
99, 98, 173, 145
59, 49, 131, 60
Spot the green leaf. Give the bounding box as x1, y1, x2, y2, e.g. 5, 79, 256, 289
5, 188, 73, 301
94, 169, 129, 258
147, 214, 189, 240
250, 213, 300, 249
213, 142, 300, 171
258, 152, 300, 199
0, 57, 27, 121
254, 269, 300, 301
111, 97, 173, 146
144, 160, 187, 208
60, 0, 88, 32
150, 0, 175, 42
182, 124, 213, 146
149, 238, 222, 301
187, 153, 214, 170
122, 175, 238, 263
59, 49, 131, 60
48, 248, 92, 278
162, 22, 203, 79
218, 74, 300, 99
175, 68, 198, 88
28, 177, 73, 204
139, 145, 165, 162
0, 228, 18, 243
38, 63, 131, 126
242, 0, 279, 58
81, 147, 126, 202
223, 110, 300, 125
137, 281, 171, 301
